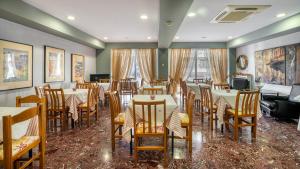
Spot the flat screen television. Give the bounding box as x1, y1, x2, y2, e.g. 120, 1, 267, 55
90, 74, 110, 82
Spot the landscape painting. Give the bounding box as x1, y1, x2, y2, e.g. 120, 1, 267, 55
44, 46, 65, 82
0, 39, 33, 90
71, 54, 85, 82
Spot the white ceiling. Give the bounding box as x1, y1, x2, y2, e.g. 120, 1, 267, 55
23, 0, 300, 43
23, 0, 159, 42
175, 0, 300, 42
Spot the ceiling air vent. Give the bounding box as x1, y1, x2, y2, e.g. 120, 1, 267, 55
211, 5, 271, 23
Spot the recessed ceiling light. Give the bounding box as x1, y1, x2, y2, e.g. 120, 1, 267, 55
201, 36, 207, 39
140, 15, 148, 20
276, 13, 286, 18
104, 37, 108, 40
175, 36, 179, 40
187, 12, 196, 17
228, 36, 233, 39
147, 36, 151, 40
67, 15, 75, 20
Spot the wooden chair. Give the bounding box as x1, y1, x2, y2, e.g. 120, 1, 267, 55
181, 81, 188, 108
214, 83, 230, 90
108, 91, 124, 152
199, 86, 218, 130
1, 101, 46, 169
166, 83, 171, 94
142, 87, 164, 95
78, 86, 99, 127
76, 83, 90, 89
132, 100, 167, 161
193, 78, 206, 83
172, 91, 195, 153
150, 80, 165, 86
110, 80, 119, 92
35, 84, 51, 98
119, 79, 134, 103
205, 80, 213, 87
44, 88, 69, 131
140, 78, 144, 87
99, 79, 110, 83
224, 90, 260, 141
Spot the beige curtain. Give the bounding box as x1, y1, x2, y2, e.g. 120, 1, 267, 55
169, 48, 192, 83
209, 49, 228, 83
137, 49, 156, 83
111, 49, 133, 80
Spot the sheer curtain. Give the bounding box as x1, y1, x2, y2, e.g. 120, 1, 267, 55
137, 48, 156, 83
209, 49, 228, 83
111, 49, 133, 80
169, 48, 193, 83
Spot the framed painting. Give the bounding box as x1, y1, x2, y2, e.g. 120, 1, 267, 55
71, 54, 85, 82
44, 46, 65, 82
0, 39, 33, 91
254, 51, 263, 83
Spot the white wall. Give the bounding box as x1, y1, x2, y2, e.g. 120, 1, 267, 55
0, 18, 96, 106
236, 31, 300, 81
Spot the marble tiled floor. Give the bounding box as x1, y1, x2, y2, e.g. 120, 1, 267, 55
44, 98, 300, 169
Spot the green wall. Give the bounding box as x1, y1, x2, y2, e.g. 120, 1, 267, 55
158, 48, 168, 79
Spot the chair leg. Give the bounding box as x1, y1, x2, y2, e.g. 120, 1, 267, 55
39, 142, 45, 169
111, 124, 115, 152
188, 127, 192, 153
87, 111, 90, 127
164, 128, 167, 162
134, 135, 138, 161
233, 117, 239, 141
252, 117, 257, 139
171, 131, 174, 156
130, 129, 133, 155
210, 112, 213, 130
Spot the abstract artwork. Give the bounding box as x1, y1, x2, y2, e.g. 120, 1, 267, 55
71, 54, 85, 82
44, 46, 65, 82
0, 39, 33, 90
255, 43, 300, 85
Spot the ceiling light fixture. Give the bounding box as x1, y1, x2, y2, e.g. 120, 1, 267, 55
140, 15, 148, 20
228, 36, 233, 39
276, 13, 286, 18
187, 12, 196, 17
201, 36, 207, 39
147, 36, 152, 40
67, 15, 75, 20
104, 37, 108, 40
175, 36, 179, 40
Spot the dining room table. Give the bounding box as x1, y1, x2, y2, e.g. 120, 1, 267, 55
63, 88, 88, 121
186, 82, 210, 99
0, 107, 38, 142
122, 94, 186, 141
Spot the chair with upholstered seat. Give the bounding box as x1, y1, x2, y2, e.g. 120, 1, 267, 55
44, 88, 70, 131
172, 91, 195, 153
199, 86, 218, 130
1, 97, 46, 169
224, 90, 260, 141
132, 100, 167, 161
108, 91, 125, 152
78, 86, 99, 127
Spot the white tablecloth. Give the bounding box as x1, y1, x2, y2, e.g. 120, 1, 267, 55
212, 89, 262, 128
64, 89, 88, 121
186, 83, 210, 99
98, 83, 111, 103
0, 107, 37, 142
123, 95, 185, 141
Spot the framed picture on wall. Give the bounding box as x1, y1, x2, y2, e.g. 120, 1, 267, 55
0, 39, 33, 91
44, 46, 65, 82
71, 54, 85, 82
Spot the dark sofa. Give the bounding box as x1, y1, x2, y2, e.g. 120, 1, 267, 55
260, 84, 300, 120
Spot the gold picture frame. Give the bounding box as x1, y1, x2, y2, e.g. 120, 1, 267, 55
71, 54, 85, 82
44, 46, 65, 83
0, 39, 33, 91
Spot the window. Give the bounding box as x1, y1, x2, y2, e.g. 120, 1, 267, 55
187, 49, 211, 82
128, 49, 142, 82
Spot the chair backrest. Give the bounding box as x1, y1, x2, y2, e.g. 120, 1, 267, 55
140, 78, 144, 87
150, 80, 167, 86
87, 86, 99, 108
214, 83, 230, 90
99, 79, 110, 83
111, 80, 119, 91
233, 90, 260, 116
44, 88, 66, 112
143, 87, 164, 95
76, 83, 90, 89
186, 91, 195, 128
16, 95, 45, 107
3, 97, 46, 169
35, 84, 51, 98
108, 91, 122, 121
205, 80, 213, 87
193, 78, 206, 83
199, 86, 214, 113
181, 81, 188, 97
132, 100, 166, 134
166, 82, 171, 94
120, 79, 132, 91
